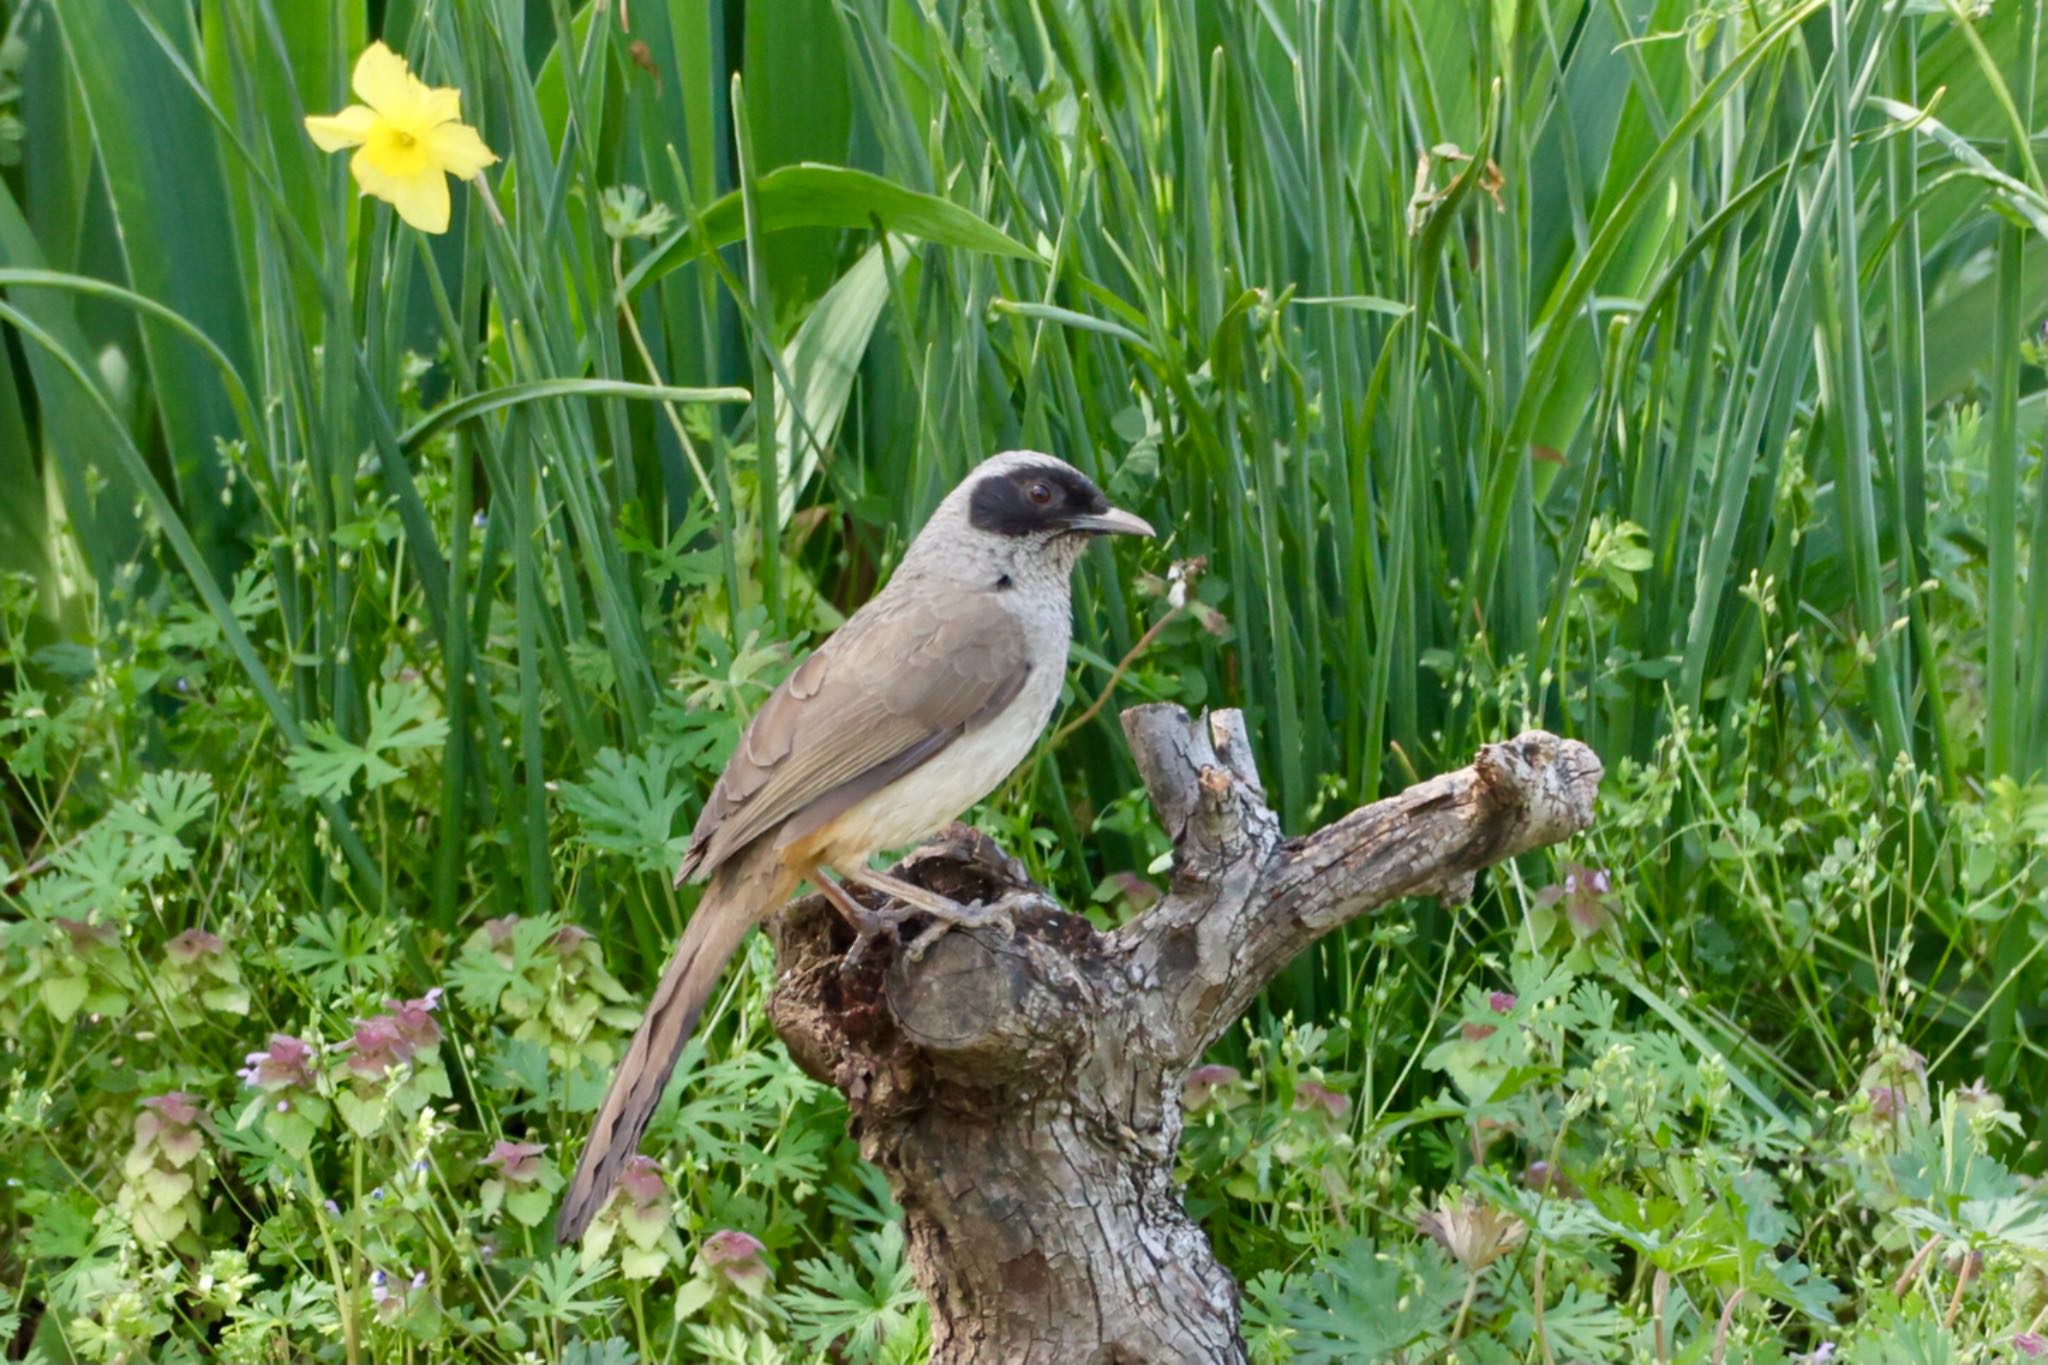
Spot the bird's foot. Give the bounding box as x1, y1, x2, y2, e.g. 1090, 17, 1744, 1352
815, 870, 901, 972
820, 864, 1045, 968
838, 906, 899, 973
899, 890, 1036, 963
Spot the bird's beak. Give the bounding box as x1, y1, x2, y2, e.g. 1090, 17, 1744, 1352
1068, 506, 1155, 538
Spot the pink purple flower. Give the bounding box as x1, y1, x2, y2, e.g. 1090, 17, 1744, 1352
346, 990, 442, 1078
384, 990, 443, 1048
483, 1140, 545, 1184
240, 1033, 317, 1090
701, 1229, 769, 1293
141, 1091, 202, 1127
1536, 862, 1615, 937
1182, 1064, 1240, 1110
617, 1154, 666, 1210
164, 928, 225, 965
1294, 1081, 1350, 1122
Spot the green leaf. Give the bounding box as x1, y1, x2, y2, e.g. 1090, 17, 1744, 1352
109, 771, 215, 878
784, 1222, 923, 1364
52, 0, 256, 578
279, 907, 395, 995
41, 974, 88, 1023
773, 238, 910, 520
623, 164, 1039, 297
504, 1184, 554, 1228
399, 380, 750, 457
333, 1089, 386, 1139
285, 681, 449, 801
556, 746, 694, 874
989, 299, 1154, 353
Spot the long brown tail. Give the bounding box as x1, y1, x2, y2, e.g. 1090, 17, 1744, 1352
554, 850, 795, 1243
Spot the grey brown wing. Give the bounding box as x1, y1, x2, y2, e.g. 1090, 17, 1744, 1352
673, 591, 1030, 884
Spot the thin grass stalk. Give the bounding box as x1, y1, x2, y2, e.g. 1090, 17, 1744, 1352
731, 71, 783, 634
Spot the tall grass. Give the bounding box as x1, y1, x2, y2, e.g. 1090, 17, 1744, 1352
0, 0, 2045, 1352
3, 0, 2044, 1059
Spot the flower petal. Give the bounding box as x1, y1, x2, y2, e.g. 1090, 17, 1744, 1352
352, 41, 423, 119
419, 86, 462, 126
425, 120, 498, 180
304, 105, 377, 152
351, 150, 451, 234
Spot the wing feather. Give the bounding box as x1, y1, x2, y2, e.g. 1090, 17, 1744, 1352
674, 588, 1030, 882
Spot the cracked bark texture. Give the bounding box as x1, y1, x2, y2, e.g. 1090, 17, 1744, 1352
767, 705, 1602, 1364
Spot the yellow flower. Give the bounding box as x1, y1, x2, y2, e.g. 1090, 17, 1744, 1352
304, 42, 497, 234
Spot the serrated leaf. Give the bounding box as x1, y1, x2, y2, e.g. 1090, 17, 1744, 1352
556, 745, 693, 873
286, 681, 448, 801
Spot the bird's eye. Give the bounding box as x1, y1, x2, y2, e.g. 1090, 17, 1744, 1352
1026, 482, 1054, 506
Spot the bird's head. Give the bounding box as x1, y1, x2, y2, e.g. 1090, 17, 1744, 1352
904, 451, 1153, 587
962, 451, 1154, 543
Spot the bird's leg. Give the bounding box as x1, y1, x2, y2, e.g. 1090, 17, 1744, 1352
841, 866, 1022, 963
812, 866, 900, 971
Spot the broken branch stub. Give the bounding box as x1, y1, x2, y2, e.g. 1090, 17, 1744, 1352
766, 706, 1602, 1363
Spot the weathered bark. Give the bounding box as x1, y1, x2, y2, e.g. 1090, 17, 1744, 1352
767, 706, 1602, 1364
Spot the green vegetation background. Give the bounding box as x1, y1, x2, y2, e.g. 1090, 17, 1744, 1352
0, 0, 2045, 1361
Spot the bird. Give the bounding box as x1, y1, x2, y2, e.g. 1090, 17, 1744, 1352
555, 450, 1154, 1242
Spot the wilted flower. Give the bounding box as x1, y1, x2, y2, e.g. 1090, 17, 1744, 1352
55, 917, 117, 952
483, 915, 522, 949
1488, 991, 1517, 1014
1181, 1064, 1241, 1111
1294, 1081, 1351, 1123
159, 926, 249, 1023
164, 929, 225, 966
303, 42, 497, 233
599, 184, 678, 242
1954, 1078, 2005, 1114
1536, 862, 1615, 939
1523, 1161, 1582, 1199
2012, 1333, 2046, 1359
700, 1229, 770, 1296
1414, 1191, 1526, 1271
549, 924, 593, 957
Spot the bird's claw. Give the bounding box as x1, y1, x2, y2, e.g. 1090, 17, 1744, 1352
902, 889, 1040, 963
835, 902, 905, 974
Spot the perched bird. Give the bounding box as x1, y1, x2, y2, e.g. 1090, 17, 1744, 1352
555, 451, 1153, 1242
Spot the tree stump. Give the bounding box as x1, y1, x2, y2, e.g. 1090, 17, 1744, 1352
766, 705, 1603, 1364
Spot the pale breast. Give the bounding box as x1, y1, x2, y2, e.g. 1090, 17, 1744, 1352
814, 591, 1068, 863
